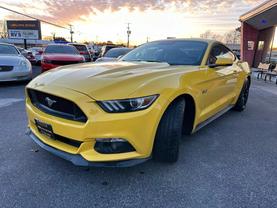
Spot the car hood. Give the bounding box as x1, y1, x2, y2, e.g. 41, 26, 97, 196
0, 55, 25, 65
28, 61, 196, 100
42, 53, 84, 60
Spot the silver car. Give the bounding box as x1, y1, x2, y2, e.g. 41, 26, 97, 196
96, 48, 132, 62
0, 43, 32, 82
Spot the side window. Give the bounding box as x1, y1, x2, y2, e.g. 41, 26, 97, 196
208, 44, 235, 65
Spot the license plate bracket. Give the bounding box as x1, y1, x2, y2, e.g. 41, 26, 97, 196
35, 119, 55, 139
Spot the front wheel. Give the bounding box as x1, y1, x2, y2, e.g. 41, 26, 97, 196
233, 79, 250, 112
153, 98, 185, 163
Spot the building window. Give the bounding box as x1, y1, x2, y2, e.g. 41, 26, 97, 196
258, 41, 264, 50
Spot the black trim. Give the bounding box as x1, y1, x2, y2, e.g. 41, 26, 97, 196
0, 66, 13, 72
27, 89, 87, 123
26, 129, 150, 167
208, 63, 233, 68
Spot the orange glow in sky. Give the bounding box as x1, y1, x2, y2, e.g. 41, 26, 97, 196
0, 0, 266, 45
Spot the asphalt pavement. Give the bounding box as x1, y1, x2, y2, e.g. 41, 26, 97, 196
0, 66, 277, 208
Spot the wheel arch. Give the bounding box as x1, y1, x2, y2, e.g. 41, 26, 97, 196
157, 93, 197, 136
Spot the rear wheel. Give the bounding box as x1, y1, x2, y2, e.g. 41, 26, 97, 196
153, 98, 185, 163
233, 79, 250, 112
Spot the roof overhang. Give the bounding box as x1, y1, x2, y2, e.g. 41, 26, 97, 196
240, 0, 277, 30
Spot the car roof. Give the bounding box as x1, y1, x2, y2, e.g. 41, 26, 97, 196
68, 43, 86, 46
0, 43, 16, 47
151, 38, 216, 44
46, 44, 74, 47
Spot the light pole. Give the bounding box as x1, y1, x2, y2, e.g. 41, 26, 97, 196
127, 23, 131, 47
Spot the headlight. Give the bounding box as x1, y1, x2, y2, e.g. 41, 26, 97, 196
19, 60, 30, 70
97, 94, 159, 113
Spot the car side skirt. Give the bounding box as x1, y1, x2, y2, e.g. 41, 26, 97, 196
193, 105, 234, 133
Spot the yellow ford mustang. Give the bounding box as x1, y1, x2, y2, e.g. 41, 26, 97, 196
26, 39, 251, 167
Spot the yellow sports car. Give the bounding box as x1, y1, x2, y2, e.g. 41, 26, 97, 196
26, 39, 251, 167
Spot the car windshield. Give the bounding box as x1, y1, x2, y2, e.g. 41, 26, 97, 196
72, 45, 87, 52
0, 45, 19, 55
44, 45, 79, 54
121, 40, 208, 65
104, 48, 132, 58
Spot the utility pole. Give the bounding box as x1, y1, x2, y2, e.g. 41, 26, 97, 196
69, 24, 74, 43
127, 23, 131, 47
146, 36, 149, 43
51, 32, 56, 40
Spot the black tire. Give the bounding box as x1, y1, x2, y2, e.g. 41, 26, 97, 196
233, 79, 250, 112
153, 98, 185, 163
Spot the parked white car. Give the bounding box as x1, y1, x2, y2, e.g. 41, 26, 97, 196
0, 43, 32, 82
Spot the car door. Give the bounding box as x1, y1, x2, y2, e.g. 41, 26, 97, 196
197, 44, 238, 123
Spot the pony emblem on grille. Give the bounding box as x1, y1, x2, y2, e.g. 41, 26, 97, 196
45, 97, 57, 107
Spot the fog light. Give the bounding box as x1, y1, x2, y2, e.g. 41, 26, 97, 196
94, 138, 135, 154
95, 138, 125, 142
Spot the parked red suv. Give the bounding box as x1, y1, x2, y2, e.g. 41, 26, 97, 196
41, 44, 85, 72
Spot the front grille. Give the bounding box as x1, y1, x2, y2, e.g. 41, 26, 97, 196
51, 60, 80, 65
0, 66, 13, 72
28, 89, 87, 123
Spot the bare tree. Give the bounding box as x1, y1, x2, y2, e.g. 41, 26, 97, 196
223, 29, 240, 44
0, 20, 8, 38
200, 30, 223, 42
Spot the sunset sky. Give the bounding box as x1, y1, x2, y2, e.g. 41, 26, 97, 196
0, 0, 273, 45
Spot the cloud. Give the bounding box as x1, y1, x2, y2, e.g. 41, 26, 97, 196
1, 0, 264, 25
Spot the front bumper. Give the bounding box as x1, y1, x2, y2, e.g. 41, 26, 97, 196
26, 128, 149, 167
0, 70, 32, 82
41, 63, 59, 72
26, 85, 163, 166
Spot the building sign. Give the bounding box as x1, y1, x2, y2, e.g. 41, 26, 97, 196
6, 20, 41, 40
8, 29, 39, 39
247, 41, 254, 51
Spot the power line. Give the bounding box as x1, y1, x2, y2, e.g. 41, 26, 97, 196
0, 5, 69, 30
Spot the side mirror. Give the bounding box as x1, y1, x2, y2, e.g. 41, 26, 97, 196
209, 57, 233, 68
117, 55, 123, 60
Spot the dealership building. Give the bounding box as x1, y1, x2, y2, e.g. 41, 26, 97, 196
240, 0, 277, 67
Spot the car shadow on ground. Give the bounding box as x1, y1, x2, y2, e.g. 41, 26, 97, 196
28, 109, 236, 178
0, 81, 30, 88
